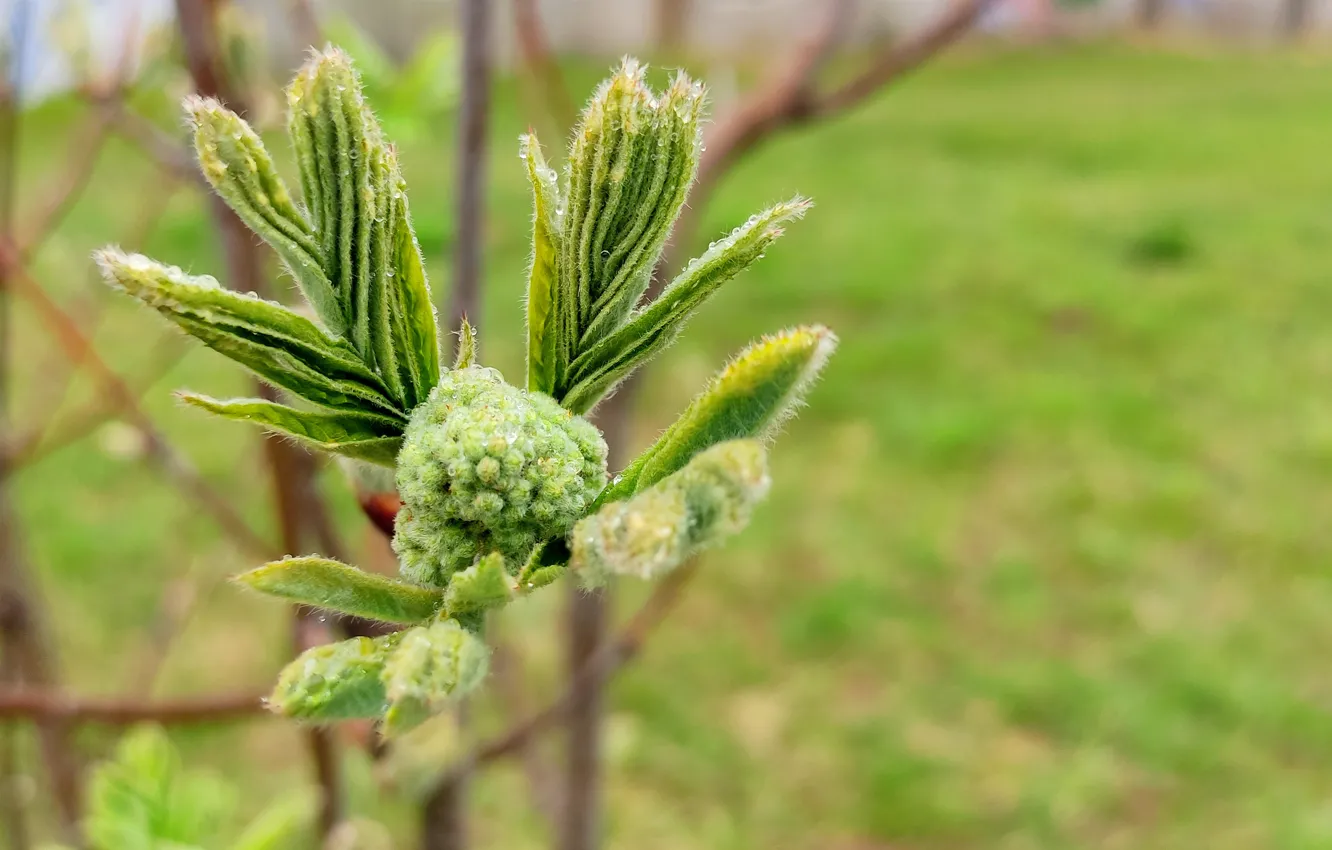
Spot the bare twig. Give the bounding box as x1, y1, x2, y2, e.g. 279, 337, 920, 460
511, 0, 575, 134
445, 0, 493, 343
102, 103, 199, 183
0, 4, 85, 837
288, 0, 324, 51
0, 244, 276, 560
0, 689, 265, 723
438, 562, 699, 786
0, 669, 27, 850
174, 0, 349, 836
13, 112, 113, 262
490, 637, 561, 827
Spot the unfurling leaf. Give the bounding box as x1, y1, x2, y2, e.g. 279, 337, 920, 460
269, 634, 399, 721
180, 394, 403, 467
613, 325, 836, 498
574, 440, 770, 587
96, 250, 403, 418
522, 133, 561, 394
542, 60, 705, 406
381, 619, 490, 736
186, 96, 338, 335
442, 552, 511, 618
235, 557, 442, 623
562, 198, 811, 413
286, 48, 439, 409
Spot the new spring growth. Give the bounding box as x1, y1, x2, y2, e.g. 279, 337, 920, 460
98, 50, 837, 734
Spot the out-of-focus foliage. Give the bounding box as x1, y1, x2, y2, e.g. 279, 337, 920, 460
39, 727, 314, 850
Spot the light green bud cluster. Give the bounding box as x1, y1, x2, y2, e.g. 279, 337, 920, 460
573, 439, 771, 586
394, 366, 608, 587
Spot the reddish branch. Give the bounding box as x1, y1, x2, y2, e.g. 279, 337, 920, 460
0, 689, 265, 724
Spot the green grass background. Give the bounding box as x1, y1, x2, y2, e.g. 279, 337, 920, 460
10, 42, 1332, 849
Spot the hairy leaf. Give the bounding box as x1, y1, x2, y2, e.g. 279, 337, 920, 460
522, 133, 561, 394
235, 557, 442, 623
381, 619, 490, 736
562, 198, 810, 413
186, 97, 340, 336
269, 634, 399, 721
442, 552, 511, 617
97, 250, 402, 417
554, 61, 706, 392
612, 325, 836, 499
181, 394, 403, 466
386, 145, 441, 407
575, 440, 769, 587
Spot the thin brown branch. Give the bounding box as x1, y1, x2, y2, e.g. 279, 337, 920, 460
0, 657, 30, 850
103, 103, 200, 183
813, 0, 993, 117
0, 5, 85, 837
13, 112, 113, 262
490, 637, 561, 827
439, 561, 699, 787
288, 0, 324, 51
0, 689, 265, 724
511, 0, 576, 133
0, 242, 275, 560
175, 0, 349, 837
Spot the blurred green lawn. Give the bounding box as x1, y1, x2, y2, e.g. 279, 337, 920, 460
11, 43, 1332, 848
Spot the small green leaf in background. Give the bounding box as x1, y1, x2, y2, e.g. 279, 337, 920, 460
269, 634, 399, 721
96, 250, 403, 418
235, 557, 442, 623
180, 394, 404, 467
381, 619, 490, 737
574, 440, 770, 587
82, 727, 234, 850
615, 325, 836, 497
561, 197, 812, 413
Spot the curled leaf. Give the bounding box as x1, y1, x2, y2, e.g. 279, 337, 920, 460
522, 133, 561, 394
381, 620, 490, 737
574, 440, 770, 586
269, 634, 399, 721
442, 552, 511, 617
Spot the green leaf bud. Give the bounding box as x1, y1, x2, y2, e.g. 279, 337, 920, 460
393, 367, 608, 587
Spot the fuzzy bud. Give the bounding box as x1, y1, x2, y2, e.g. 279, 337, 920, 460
394, 367, 608, 587
573, 439, 770, 586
